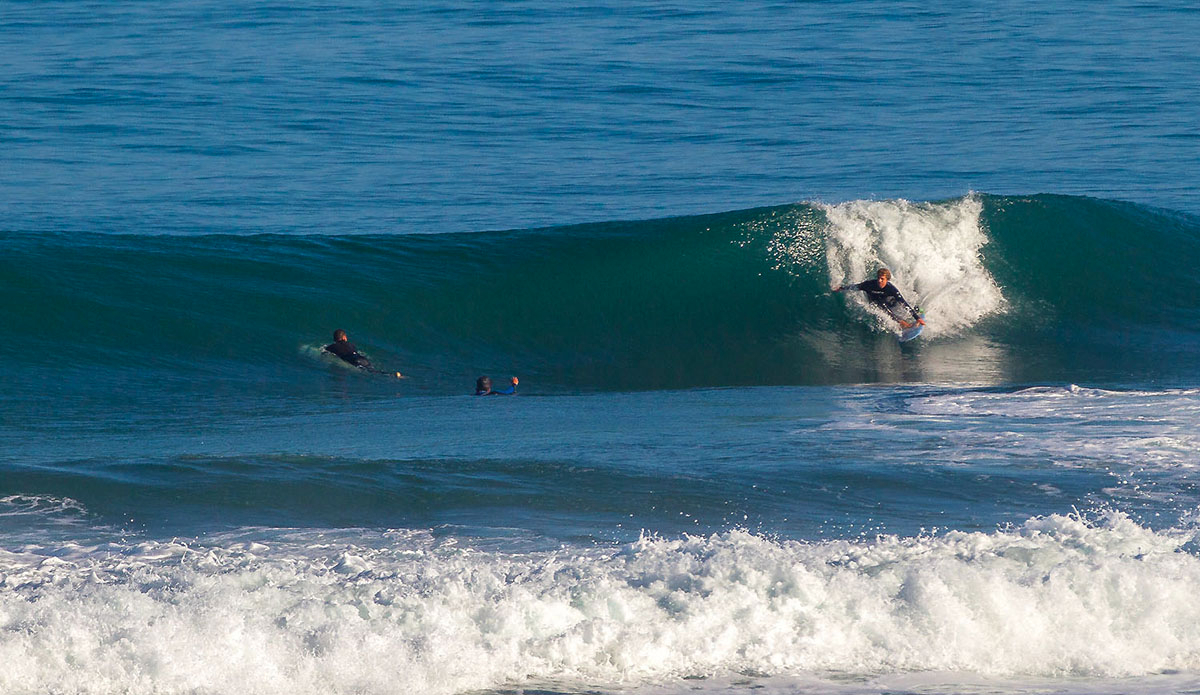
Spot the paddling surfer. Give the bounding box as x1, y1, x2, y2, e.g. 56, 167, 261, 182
323, 329, 403, 378
475, 376, 518, 395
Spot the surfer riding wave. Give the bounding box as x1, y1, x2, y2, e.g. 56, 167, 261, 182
834, 268, 925, 329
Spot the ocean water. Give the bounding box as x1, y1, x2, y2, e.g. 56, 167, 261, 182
3, 2, 1200, 694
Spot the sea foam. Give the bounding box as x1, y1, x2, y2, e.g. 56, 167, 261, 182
2, 512, 1200, 694
821, 196, 1006, 337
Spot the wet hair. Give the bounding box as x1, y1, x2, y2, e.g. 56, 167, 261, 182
333, 329, 348, 341
876, 268, 891, 281
475, 376, 492, 394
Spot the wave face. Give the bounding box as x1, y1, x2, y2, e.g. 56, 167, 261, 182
4, 194, 1200, 393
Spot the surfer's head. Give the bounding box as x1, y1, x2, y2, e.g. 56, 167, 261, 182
876, 268, 891, 287
475, 376, 492, 395
333, 329, 348, 342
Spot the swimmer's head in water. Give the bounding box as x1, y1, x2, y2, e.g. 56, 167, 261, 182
333, 329, 348, 342
475, 376, 492, 394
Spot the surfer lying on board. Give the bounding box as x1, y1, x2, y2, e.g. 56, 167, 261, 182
323, 329, 403, 378
833, 268, 925, 329
475, 376, 518, 396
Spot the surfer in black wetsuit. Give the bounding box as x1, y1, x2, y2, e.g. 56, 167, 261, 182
475, 376, 518, 395
834, 268, 925, 328
323, 329, 403, 378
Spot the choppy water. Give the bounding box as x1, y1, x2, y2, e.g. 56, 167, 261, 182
3, 2, 1200, 694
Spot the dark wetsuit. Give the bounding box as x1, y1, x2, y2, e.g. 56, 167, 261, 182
476, 382, 517, 396
842, 280, 921, 323
323, 340, 371, 369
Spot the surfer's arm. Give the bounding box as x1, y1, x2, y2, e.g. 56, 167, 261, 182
487, 376, 520, 393
490, 377, 518, 395
905, 300, 924, 323
894, 294, 924, 324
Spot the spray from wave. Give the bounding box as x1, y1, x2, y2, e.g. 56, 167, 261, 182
820, 196, 1007, 336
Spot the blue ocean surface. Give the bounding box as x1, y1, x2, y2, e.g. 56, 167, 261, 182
3, 2, 1200, 694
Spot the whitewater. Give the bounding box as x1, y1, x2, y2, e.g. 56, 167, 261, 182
5, 191, 1200, 694
4, 512, 1200, 695
5, 192, 1200, 694
6, 1, 1200, 693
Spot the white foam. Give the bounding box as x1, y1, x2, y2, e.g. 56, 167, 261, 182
821, 196, 1006, 337
0, 495, 100, 546
3, 513, 1200, 694
0, 495, 88, 519
905, 386, 1200, 471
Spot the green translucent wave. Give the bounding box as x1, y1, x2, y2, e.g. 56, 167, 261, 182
3, 194, 1199, 390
